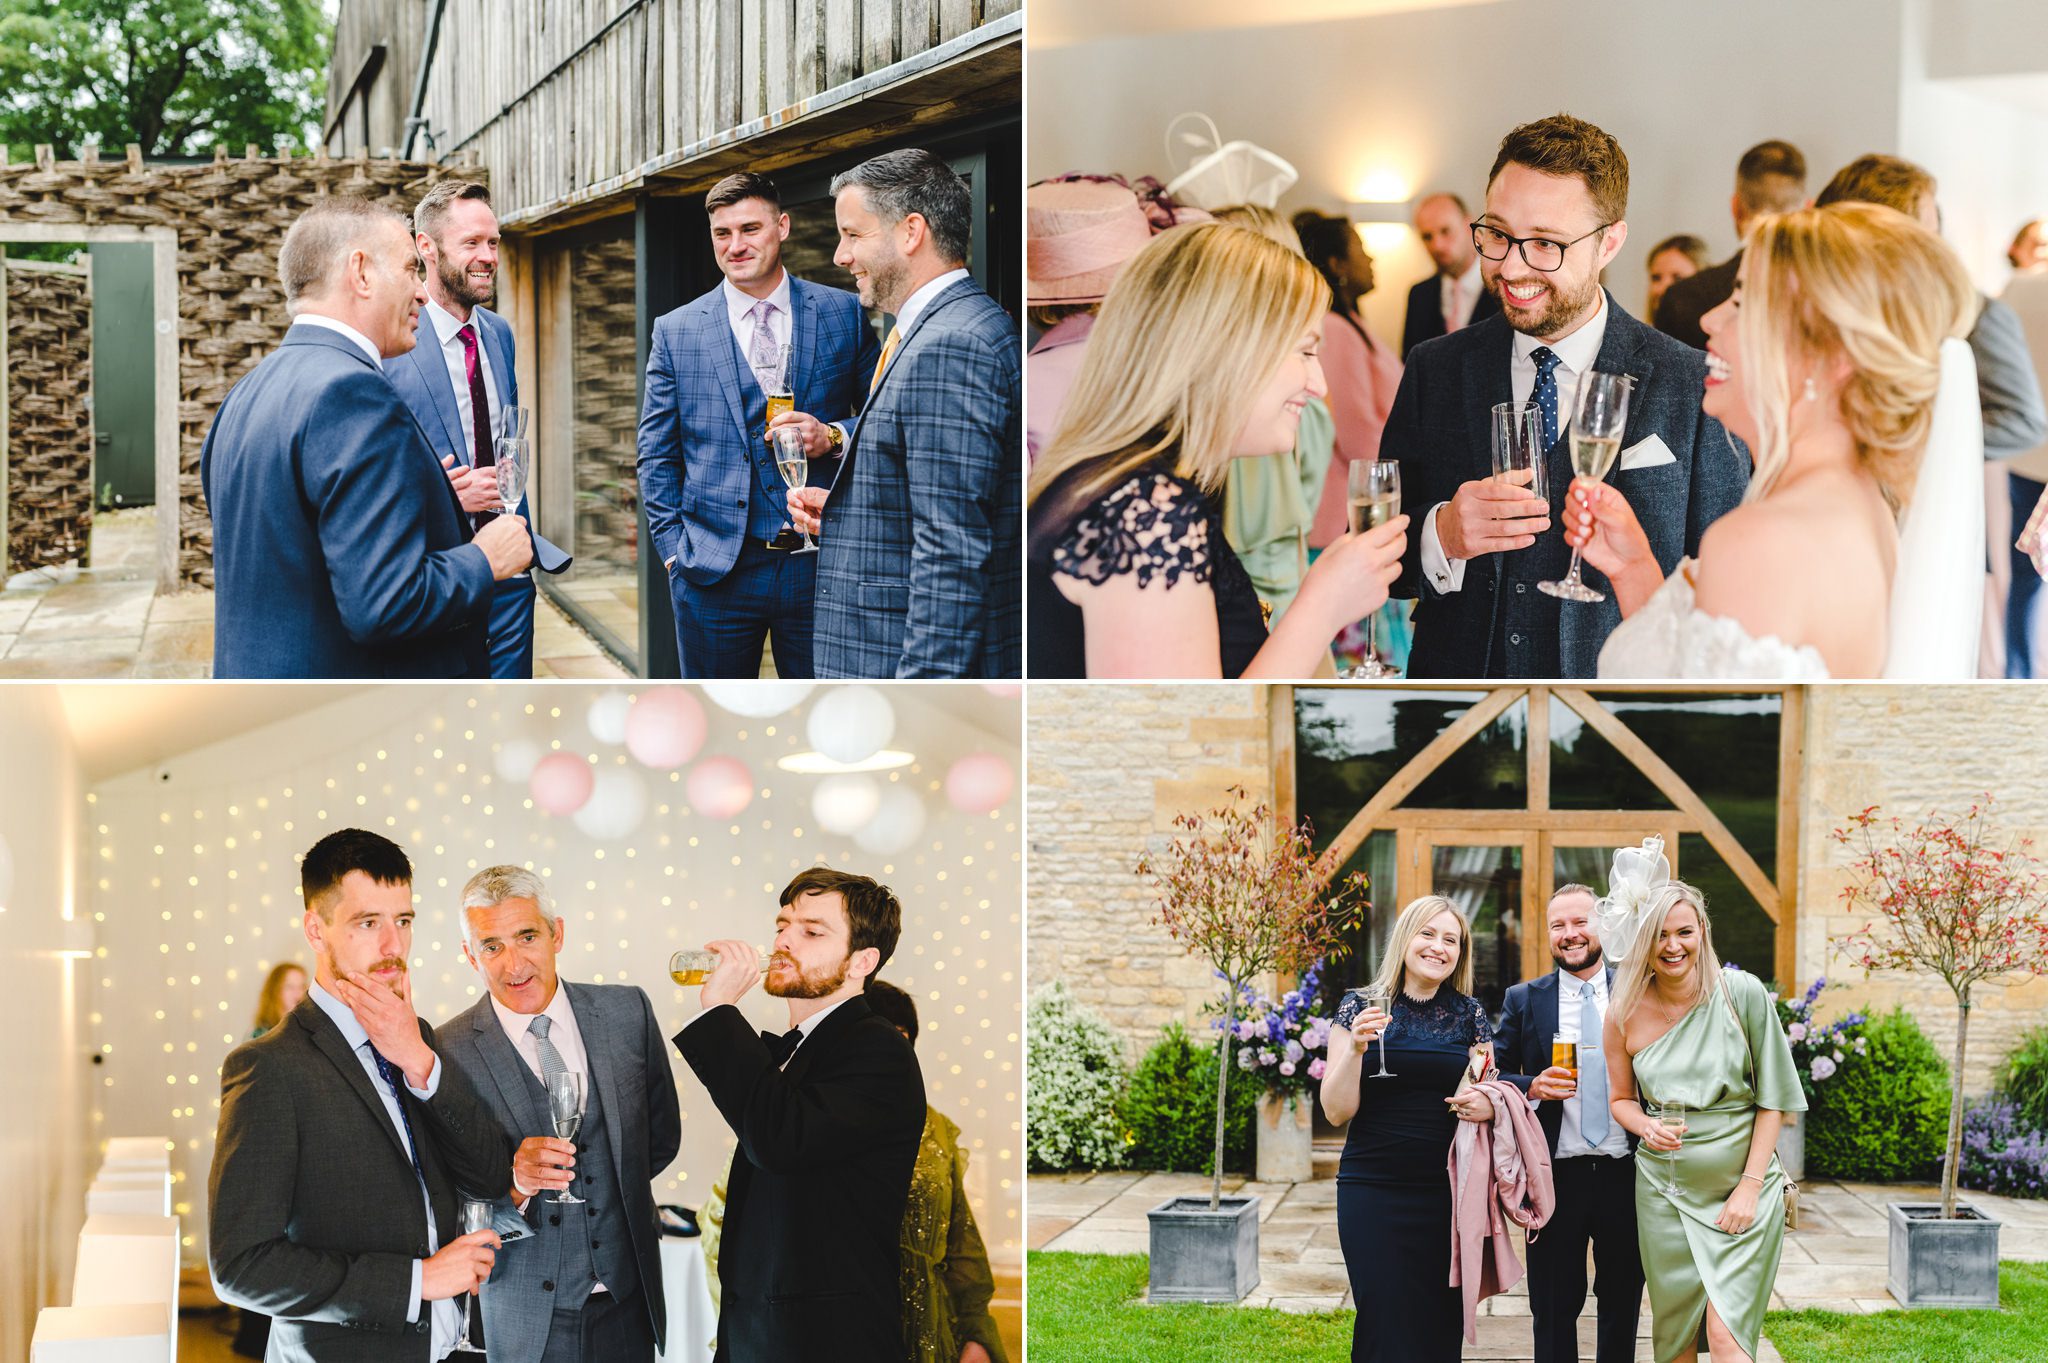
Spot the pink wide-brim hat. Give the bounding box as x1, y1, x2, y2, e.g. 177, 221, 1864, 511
1028, 180, 1154, 306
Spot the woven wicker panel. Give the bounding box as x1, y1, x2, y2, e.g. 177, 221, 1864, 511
570, 234, 642, 574
0, 144, 485, 586
5, 263, 92, 570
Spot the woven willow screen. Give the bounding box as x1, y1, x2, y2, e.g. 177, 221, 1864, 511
3, 259, 92, 571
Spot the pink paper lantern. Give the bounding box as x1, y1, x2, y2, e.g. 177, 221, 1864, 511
945, 751, 1014, 815
982, 682, 1022, 699
688, 755, 756, 819
626, 688, 708, 769
530, 752, 595, 815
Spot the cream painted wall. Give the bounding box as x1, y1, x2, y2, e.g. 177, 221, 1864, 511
0, 688, 89, 1363
80, 685, 1024, 1274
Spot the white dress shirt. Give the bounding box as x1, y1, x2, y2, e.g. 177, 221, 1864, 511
493, 981, 606, 1292
1552, 967, 1631, 1160
723, 269, 794, 379
422, 298, 503, 466
893, 267, 971, 339
1421, 290, 1611, 592
306, 981, 465, 1359
291, 313, 382, 367
1439, 257, 1484, 332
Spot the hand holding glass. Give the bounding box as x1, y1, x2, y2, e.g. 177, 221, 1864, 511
1539, 370, 1632, 602
773, 428, 817, 553
1491, 401, 1547, 502
1361, 986, 1397, 1078
544, 1071, 585, 1204
1344, 461, 1401, 679
669, 946, 771, 985
449, 1199, 494, 1350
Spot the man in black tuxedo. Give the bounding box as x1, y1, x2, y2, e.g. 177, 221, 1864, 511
1384, 113, 1748, 678
1652, 140, 1807, 351
1494, 884, 1642, 1363
1402, 191, 1501, 359
208, 829, 514, 1363
674, 867, 925, 1363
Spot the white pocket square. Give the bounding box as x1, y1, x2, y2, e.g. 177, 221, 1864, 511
1618, 435, 1677, 471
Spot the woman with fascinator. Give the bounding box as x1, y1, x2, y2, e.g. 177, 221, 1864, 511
1595, 839, 1805, 1363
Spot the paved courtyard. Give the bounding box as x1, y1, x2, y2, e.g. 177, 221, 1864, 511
1031, 1168, 2048, 1361
0, 508, 627, 678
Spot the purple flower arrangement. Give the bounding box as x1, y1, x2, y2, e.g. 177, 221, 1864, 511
1215, 960, 1336, 1101
1772, 975, 1870, 1100
1954, 1099, 2048, 1199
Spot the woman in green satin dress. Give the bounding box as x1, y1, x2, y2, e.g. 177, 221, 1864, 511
1601, 879, 1805, 1363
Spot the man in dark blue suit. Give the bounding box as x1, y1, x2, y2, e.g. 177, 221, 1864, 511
202, 198, 534, 678
1401, 191, 1500, 360
1385, 114, 1748, 678
385, 181, 571, 679
1493, 883, 1643, 1363
635, 172, 879, 678
787, 149, 1021, 678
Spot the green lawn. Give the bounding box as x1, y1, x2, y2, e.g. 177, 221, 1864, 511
1028, 1251, 1352, 1360
1761, 1262, 2046, 1363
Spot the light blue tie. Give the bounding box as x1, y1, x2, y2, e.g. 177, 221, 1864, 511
1531, 345, 1563, 452
528, 1014, 570, 1087
1578, 984, 1610, 1145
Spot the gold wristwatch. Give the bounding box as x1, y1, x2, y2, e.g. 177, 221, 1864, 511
824, 423, 845, 452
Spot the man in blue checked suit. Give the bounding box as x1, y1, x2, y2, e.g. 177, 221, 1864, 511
386, 181, 571, 679
636, 171, 880, 677
203, 198, 534, 679
789, 149, 1021, 678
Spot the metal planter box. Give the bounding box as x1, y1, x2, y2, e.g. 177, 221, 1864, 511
1886, 1201, 2002, 1308
1147, 1194, 1261, 1302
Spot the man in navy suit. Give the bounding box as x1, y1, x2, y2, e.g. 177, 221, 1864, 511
1494, 884, 1643, 1363
385, 181, 571, 680
787, 149, 1021, 678
1401, 191, 1501, 360
202, 198, 533, 678
635, 172, 879, 678
1385, 114, 1748, 678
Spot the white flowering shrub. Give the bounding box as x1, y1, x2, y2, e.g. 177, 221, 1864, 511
1027, 981, 1128, 1171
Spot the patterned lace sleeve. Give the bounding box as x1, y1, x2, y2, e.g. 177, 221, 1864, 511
1333, 990, 1365, 1030
1050, 472, 1213, 589
1470, 994, 1494, 1048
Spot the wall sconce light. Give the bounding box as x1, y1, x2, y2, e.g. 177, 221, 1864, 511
1346, 199, 1414, 225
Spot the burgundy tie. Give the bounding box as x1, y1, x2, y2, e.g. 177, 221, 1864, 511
456, 323, 497, 526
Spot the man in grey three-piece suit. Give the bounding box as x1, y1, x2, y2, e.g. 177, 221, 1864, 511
440, 866, 681, 1362
1386, 114, 1748, 678
209, 829, 513, 1363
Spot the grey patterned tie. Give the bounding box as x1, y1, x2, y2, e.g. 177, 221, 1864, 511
528, 1014, 570, 1087
748, 299, 781, 389
1579, 983, 1610, 1145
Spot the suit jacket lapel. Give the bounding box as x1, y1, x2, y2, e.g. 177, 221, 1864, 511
782, 994, 873, 1084
408, 327, 469, 464
703, 303, 754, 450
469, 1004, 550, 1137
566, 983, 627, 1177
792, 278, 821, 406
836, 277, 977, 498
1533, 972, 1559, 1063
297, 1003, 416, 1169
480, 308, 518, 414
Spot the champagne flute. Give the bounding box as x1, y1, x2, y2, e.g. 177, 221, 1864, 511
495, 435, 528, 518
544, 1071, 585, 1205
1361, 985, 1397, 1078
449, 1198, 494, 1351
1647, 1099, 1688, 1194
1344, 461, 1402, 679
1538, 369, 1633, 602
668, 946, 772, 985
773, 428, 816, 553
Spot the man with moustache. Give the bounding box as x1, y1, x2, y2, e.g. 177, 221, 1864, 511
786, 148, 1021, 678
1383, 114, 1748, 678
1493, 884, 1643, 1363
203, 198, 533, 678
635, 171, 879, 678
674, 867, 926, 1362
387, 181, 572, 679
1401, 191, 1501, 359
438, 867, 680, 1362
209, 829, 514, 1362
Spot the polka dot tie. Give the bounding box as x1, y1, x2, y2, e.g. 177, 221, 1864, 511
1531, 346, 1563, 452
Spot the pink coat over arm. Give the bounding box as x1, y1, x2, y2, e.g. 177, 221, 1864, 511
1446, 1077, 1557, 1344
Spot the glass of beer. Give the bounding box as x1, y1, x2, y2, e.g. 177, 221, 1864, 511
669, 946, 772, 985
1344, 460, 1402, 680
1540, 369, 1633, 603
764, 342, 794, 436
1551, 1032, 1578, 1077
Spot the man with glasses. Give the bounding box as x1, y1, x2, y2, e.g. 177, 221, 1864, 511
1382, 114, 1748, 678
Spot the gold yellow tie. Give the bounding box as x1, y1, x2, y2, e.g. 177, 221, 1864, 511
869, 326, 901, 394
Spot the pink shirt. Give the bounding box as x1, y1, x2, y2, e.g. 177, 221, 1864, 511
1309, 310, 1403, 547
1026, 314, 1096, 464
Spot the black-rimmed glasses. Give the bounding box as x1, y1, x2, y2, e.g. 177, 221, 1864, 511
1470, 221, 1614, 273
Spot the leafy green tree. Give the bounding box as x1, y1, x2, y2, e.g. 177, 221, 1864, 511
0, 0, 330, 160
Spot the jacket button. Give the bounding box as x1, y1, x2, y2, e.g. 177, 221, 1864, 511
591, 1240, 601, 1249
1510, 632, 1523, 645
542, 1280, 555, 1292
1515, 583, 1526, 594
587, 1206, 597, 1217
549, 1214, 561, 1226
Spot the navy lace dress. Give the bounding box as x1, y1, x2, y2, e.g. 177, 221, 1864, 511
1027, 463, 1269, 678
1333, 985, 1493, 1363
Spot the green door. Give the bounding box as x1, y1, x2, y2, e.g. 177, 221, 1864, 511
89, 243, 154, 506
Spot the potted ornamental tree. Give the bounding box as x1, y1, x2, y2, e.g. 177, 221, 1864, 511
1135, 787, 1366, 1302
1833, 798, 2048, 1309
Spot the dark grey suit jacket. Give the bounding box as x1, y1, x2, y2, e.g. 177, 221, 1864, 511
1386, 293, 1751, 677
1651, 251, 1740, 352
208, 997, 515, 1362
439, 982, 682, 1363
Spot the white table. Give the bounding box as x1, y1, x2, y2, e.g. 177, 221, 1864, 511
99, 1138, 171, 1171
84, 1174, 170, 1218
30, 1303, 171, 1363
655, 1237, 716, 1363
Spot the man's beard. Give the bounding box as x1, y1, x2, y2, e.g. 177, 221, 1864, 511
765, 951, 849, 1000
437, 250, 494, 310
1552, 941, 1604, 973
1491, 267, 1600, 340
328, 952, 410, 998
863, 253, 910, 313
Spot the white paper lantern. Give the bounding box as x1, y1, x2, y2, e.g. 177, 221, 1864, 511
586, 691, 633, 746
687, 756, 756, 819
572, 765, 648, 840
493, 737, 543, 784
854, 786, 927, 855
806, 685, 896, 765
702, 681, 815, 718
812, 774, 881, 835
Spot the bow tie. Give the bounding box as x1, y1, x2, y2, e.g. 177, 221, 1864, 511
761, 1027, 803, 1066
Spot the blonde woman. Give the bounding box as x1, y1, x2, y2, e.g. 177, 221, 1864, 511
1026, 222, 1409, 678
1595, 845, 1804, 1363
249, 961, 307, 1038
1321, 897, 1493, 1363
1565, 202, 1980, 677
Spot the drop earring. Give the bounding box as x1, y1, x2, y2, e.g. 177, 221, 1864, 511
1803, 377, 1818, 402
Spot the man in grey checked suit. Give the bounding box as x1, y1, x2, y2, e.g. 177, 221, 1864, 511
441, 866, 681, 1362
209, 829, 513, 1363
788, 147, 1022, 677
